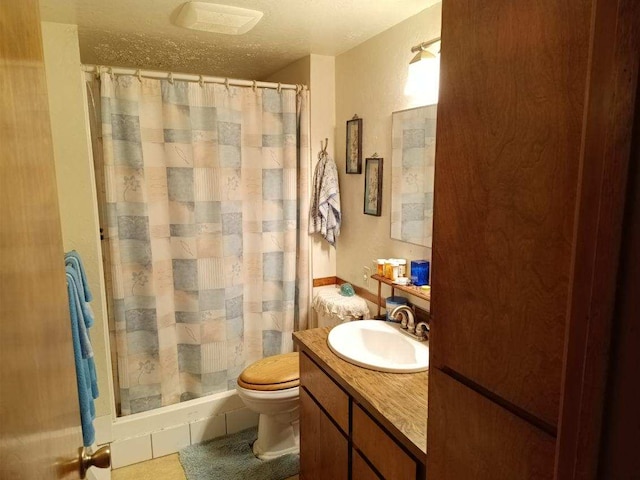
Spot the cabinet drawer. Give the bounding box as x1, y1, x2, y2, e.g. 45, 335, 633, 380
352, 449, 382, 480
353, 403, 417, 479
300, 352, 349, 433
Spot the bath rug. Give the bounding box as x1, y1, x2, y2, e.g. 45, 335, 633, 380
179, 427, 299, 480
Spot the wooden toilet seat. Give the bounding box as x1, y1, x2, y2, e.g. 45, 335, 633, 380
237, 352, 300, 391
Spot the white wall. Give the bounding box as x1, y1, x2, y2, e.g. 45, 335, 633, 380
335, 5, 442, 305
42, 22, 114, 419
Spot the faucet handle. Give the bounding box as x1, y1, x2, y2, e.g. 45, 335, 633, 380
415, 322, 429, 341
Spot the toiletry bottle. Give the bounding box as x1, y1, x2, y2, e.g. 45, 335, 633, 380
377, 259, 385, 276
391, 260, 399, 281
384, 259, 393, 279
398, 259, 407, 277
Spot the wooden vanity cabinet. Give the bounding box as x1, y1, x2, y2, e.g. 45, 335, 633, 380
300, 388, 348, 480
299, 351, 423, 480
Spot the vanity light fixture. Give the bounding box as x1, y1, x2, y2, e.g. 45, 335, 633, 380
405, 37, 441, 104
410, 37, 441, 65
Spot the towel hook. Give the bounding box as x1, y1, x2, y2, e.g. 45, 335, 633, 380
320, 138, 329, 156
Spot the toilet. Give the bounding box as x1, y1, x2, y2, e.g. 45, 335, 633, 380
236, 352, 300, 460
237, 287, 369, 460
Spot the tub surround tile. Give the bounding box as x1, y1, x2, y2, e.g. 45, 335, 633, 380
151, 424, 191, 458
94, 414, 113, 445
226, 408, 260, 434
110, 434, 152, 469
189, 415, 226, 444
112, 390, 243, 440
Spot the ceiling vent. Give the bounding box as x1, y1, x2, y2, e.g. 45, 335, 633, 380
174, 2, 263, 35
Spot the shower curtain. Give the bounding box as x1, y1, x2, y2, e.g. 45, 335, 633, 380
95, 73, 309, 415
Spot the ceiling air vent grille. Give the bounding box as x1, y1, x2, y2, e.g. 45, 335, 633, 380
174, 2, 263, 35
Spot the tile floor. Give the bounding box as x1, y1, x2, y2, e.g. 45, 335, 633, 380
111, 453, 299, 480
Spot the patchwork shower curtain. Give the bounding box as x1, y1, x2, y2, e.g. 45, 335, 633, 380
98, 73, 309, 415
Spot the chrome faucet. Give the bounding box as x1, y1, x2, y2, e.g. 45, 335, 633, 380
390, 304, 415, 332
389, 305, 429, 341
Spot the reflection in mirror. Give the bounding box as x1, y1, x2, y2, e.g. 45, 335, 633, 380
390, 105, 437, 247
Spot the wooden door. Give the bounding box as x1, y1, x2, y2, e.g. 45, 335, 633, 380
430, 0, 593, 430
428, 369, 556, 480
428, 0, 639, 478
0, 1, 84, 478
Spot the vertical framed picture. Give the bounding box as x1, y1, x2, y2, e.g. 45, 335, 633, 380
346, 117, 363, 174
364, 157, 383, 216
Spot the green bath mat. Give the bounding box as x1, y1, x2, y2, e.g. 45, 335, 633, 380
179, 427, 299, 480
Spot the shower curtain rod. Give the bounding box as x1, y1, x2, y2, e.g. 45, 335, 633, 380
82, 65, 306, 91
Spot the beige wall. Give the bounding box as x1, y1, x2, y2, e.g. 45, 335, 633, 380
42, 22, 113, 418
265, 54, 338, 281
335, 5, 441, 306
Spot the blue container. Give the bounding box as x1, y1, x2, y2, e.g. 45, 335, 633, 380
386, 296, 408, 321
411, 260, 430, 286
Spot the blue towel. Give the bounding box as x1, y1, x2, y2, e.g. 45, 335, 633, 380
65, 251, 95, 329
66, 263, 99, 447
65, 250, 93, 302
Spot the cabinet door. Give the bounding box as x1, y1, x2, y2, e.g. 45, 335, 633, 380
427, 369, 556, 480
352, 403, 416, 480
300, 388, 348, 480
431, 0, 593, 427
352, 449, 381, 480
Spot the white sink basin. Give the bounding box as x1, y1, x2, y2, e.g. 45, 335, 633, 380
327, 320, 429, 373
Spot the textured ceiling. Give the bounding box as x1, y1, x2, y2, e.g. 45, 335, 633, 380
39, 0, 440, 80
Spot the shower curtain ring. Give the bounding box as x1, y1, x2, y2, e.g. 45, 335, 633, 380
108, 66, 114, 80
136, 69, 142, 83
252, 80, 257, 92
277, 82, 282, 93
199, 75, 205, 88
95, 65, 102, 79
168, 72, 174, 85
224, 78, 230, 91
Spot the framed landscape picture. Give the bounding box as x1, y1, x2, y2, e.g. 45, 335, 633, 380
346, 117, 363, 174
364, 157, 383, 216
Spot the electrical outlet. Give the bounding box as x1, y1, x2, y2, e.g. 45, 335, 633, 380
363, 266, 371, 284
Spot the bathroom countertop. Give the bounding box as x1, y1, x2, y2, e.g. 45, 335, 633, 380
293, 327, 428, 462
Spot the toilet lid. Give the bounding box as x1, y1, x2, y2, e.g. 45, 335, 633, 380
237, 352, 300, 391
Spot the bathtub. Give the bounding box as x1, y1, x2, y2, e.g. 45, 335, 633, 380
100, 389, 258, 469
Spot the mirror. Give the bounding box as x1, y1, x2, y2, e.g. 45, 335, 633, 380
390, 105, 437, 247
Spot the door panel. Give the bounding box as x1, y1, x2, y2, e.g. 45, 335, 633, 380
299, 388, 348, 480
0, 1, 83, 478
427, 368, 556, 480
431, 0, 593, 427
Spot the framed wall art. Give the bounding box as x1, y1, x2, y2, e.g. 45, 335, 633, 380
364, 156, 383, 216
346, 116, 363, 174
